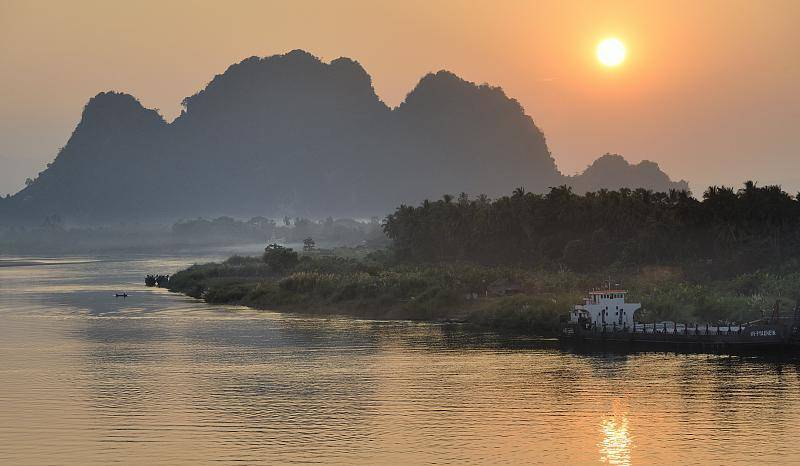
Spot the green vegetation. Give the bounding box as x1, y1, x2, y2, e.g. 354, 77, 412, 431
168, 254, 800, 337
169, 248, 536, 320
144, 274, 170, 288
168, 247, 583, 333
169, 183, 800, 335
384, 182, 800, 278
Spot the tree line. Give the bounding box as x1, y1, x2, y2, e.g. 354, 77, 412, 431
383, 182, 800, 276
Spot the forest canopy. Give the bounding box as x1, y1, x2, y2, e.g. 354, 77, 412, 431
383, 182, 800, 277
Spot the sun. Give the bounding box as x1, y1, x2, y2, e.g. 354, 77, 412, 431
597, 38, 626, 67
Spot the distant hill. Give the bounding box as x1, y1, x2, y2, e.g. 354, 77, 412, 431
568, 154, 688, 194
1, 50, 686, 224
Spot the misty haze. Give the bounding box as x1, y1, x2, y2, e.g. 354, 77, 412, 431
1, 50, 685, 225
1, 2, 800, 466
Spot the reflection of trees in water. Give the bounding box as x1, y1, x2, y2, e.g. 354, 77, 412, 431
174, 318, 392, 460
705, 356, 796, 436
25, 299, 800, 464
75, 315, 385, 460
171, 318, 575, 462
177, 316, 546, 359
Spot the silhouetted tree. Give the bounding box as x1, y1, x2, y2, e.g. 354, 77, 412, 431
384, 183, 800, 275
263, 243, 299, 272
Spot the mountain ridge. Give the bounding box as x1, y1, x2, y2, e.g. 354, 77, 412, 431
1, 50, 687, 224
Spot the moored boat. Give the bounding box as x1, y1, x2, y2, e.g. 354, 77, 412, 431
560, 287, 799, 352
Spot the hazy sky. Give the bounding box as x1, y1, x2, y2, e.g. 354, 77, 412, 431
1, 0, 798, 196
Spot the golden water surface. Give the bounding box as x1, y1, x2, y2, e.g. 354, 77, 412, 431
1, 254, 799, 465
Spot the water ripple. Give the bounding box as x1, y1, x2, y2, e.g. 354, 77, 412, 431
1, 254, 800, 464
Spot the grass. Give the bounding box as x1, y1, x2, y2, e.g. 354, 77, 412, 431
167, 250, 800, 336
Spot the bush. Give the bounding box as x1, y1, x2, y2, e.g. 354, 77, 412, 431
205, 282, 255, 303
279, 271, 340, 295
166, 249, 800, 335
467, 295, 569, 334
263, 244, 299, 272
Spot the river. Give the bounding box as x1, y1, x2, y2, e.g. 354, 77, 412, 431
1, 251, 799, 465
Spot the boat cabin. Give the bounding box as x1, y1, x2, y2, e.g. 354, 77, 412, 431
569, 289, 641, 330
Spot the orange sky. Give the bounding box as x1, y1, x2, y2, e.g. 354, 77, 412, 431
1, 0, 798, 196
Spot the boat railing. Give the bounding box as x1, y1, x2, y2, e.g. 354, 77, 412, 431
590, 322, 744, 335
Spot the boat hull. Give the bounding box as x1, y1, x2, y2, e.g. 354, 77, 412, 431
559, 323, 798, 353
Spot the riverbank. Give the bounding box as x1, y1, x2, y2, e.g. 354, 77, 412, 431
6, 251, 800, 465
167, 251, 578, 335
166, 246, 800, 336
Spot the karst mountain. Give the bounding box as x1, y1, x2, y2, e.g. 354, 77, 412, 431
1, 50, 687, 223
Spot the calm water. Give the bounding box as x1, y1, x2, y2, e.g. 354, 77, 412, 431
2, 253, 800, 465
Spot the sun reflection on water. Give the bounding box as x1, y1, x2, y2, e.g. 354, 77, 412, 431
599, 400, 632, 465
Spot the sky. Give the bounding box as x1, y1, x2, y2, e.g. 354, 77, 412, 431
0, 0, 798, 196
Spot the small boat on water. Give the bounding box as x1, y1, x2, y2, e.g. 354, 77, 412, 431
115, 293, 128, 298
559, 287, 800, 352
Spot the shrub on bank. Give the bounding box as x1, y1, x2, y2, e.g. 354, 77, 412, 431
466, 294, 578, 334
205, 281, 255, 303
166, 249, 799, 335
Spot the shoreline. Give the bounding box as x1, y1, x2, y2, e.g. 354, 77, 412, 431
163, 254, 569, 337
163, 246, 800, 341
167, 285, 560, 335
168, 285, 567, 346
